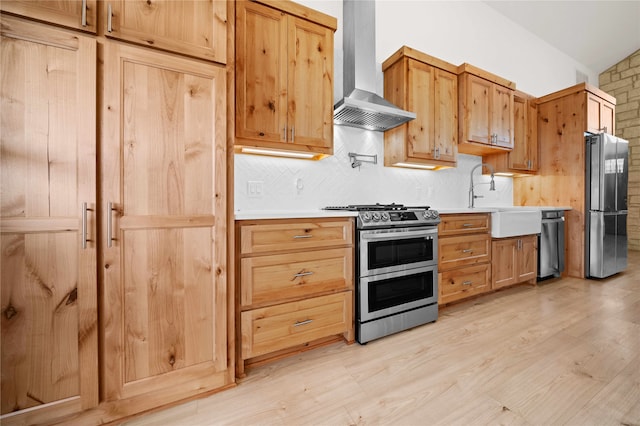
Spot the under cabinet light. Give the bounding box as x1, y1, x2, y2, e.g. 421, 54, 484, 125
494, 172, 515, 177
393, 162, 438, 170
239, 147, 318, 160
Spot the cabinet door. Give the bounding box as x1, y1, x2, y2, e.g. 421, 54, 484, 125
235, 1, 288, 144
288, 15, 333, 150
406, 59, 436, 159
491, 239, 517, 289
1, 0, 96, 33
508, 95, 529, 170
517, 236, 538, 282
464, 74, 492, 144
492, 84, 514, 148
101, 43, 227, 403
587, 93, 616, 135
105, 0, 227, 63
433, 68, 458, 163
1, 16, 98, 418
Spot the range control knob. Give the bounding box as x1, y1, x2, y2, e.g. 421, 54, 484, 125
381, 212, 390, 221
372, 212, 381, 221
422, 211, 431, 219
361, 212, 372, 222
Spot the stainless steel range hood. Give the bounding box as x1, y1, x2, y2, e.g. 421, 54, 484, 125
333, 0, 415, 132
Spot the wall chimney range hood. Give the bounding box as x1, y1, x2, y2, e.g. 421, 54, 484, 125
333, 0, 416, 132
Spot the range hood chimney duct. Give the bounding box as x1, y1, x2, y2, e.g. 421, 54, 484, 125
333, 0, 416, 132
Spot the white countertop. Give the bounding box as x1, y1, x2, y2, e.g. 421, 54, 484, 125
235, 210, 359, 220
234, 206, 572, 220
437, 206, 572, 214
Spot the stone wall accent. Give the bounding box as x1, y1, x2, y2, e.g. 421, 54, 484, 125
600, 49, 640, 251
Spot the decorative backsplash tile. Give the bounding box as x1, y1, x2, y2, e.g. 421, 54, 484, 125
235, 126, 512, 212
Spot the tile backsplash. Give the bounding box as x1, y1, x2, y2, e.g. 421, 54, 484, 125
234, 126, 513, 213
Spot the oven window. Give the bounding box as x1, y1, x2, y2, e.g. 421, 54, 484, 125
368, 237, 433, 270
368, 270, 434, 312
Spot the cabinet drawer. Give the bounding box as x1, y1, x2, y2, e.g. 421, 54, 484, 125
438, 214, 490, 236
240, 219, 353, 254
241, 292, 352, 359
439, 263, 491, 304
439, 233, 490, 270
240, 248, 353, 307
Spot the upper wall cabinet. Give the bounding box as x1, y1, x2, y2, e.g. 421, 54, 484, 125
235, 0, 336, 160
587, 90, 615, 135
483, 90, 538, 175
458, 63, 515, 156
1, 0, 97, 33
104, 0, 227, 63
382, 46, 458, 170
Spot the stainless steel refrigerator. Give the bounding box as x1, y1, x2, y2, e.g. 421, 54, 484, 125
585, 133, 629, 278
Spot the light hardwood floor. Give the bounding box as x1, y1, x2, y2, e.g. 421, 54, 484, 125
125, 250, 640, 426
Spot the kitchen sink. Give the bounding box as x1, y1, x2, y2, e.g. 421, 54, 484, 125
491, 209, 542, 238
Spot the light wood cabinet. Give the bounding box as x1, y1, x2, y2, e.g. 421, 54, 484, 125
104, 0, 227, 63
0, 15, 98, 421
587, 91, 615, 134
235, 0, 336, 159
1, 0, 97, 33
491, 235, 537, 289
382, 46, 458, 169
458, 64, 515, 156
484, 90, 538, 175
236, 218, 354, 377
100, 42, 228, 404
438, 214, 492, 305
513, 83, 616, 278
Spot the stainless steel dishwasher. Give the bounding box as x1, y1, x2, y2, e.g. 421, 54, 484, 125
538, 210, 565, 279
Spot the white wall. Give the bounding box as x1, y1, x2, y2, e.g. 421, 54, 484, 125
234, 0, 595, 214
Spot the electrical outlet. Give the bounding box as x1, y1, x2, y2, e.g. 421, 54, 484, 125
247, 180, 264, 198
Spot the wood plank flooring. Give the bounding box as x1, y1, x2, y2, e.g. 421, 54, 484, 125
125, 250, 640, 426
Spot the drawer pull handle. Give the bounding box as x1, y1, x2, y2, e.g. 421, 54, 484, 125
462, 249, 474, 253
462, 280, 473, 286
293, 234, 313, 239
294, 319, 313, 327
462, 223, 473, 227
294, 271, 314, 278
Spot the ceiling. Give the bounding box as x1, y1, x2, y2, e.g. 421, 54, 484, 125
483, 1, 640, 74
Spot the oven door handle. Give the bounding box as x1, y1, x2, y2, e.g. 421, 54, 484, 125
361, 230, 436, 241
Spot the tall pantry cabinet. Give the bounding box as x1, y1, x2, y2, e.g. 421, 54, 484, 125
0, 15, 98, 419
1, 1, 230, 424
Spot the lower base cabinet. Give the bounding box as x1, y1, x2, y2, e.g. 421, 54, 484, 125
236, 218, 355, 377
491, 235, 538, 289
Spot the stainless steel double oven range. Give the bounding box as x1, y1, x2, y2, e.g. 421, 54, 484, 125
325, 204, 440, 343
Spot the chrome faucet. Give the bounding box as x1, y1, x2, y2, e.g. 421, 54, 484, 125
469, 163, 496, 208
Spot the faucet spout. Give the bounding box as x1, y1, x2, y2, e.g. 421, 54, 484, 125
469, 163, 496, 208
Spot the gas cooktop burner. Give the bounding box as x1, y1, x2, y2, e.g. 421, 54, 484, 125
323, 203, 431, 212
324, 203, 440, 228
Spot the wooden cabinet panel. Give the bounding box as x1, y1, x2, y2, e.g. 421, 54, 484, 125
439, 263, 491, 305
105, 0, 227, 63
458, 65, 515, 156
439, 233, 491, 270
382, 47, 458, 169
240, 248, 353, 307
288, 15, 333, 149
517, 235, 538, 282
587, 92, 616, 134
235, 0, 334, 157
491, 235, 537, 289
1, 0, 96, 33
0, 15, 98, 417
438, 214, 490, 236
101, 42, 227, 402
241, 292, 352, 359
491, 238, 518, 288
484, 90, 538, 175
240, 220, 353, 255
